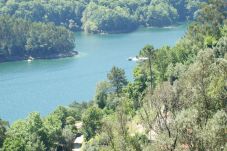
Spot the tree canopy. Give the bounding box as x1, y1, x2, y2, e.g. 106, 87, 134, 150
0, 15, 75, 62
0, 0, 203, 33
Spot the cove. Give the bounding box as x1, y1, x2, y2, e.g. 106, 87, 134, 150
0, 24, 187, 122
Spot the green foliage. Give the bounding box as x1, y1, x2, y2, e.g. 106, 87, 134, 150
2, 113, 47, 151
214, 36, 227, 58
170, 0, 202, 20
1, 106, 80, 151
153, 46, 175, 82
129, 134, 149, 151
175, 108, 200, 150
140, 47, 226, 151
43, 113, 62, 150
204, 35, 217, 48
0, 0, 86, 31
1, 1, 227, 151
126, 66, 148, 109
128, 2, 227, 150
26, 22, 75, 57
94, 81, 112, 109
43, 106, 79, 150
166, 63, 186, 84
201, 110, 227, 150
82, 106, 103, 141
82, 2, 137, 33
62, 125, 75, 150
0, 0, 202, 34
107, 66, 128, 95
221, 25, 227, 37
0, 15, 75, 61
0, 118, 8, 148
136, 1, 178, 27
69, 101, 89, 121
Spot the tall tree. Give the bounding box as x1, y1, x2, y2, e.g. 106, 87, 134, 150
107, 66, 128, 96
82, 106, 103, 141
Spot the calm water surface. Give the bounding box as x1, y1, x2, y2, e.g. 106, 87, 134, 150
0, 25, 187, 122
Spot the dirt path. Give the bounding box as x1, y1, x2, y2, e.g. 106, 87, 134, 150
72, 122, 83, 151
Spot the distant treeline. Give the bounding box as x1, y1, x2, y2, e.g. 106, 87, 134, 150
0, 16, 75, 61
0, 0, 203, 61
0, 0, 203, 33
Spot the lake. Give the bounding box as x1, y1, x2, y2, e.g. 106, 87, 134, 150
0, 24, 187, 122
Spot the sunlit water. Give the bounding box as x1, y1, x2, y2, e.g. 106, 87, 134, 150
0, 25, 187, 122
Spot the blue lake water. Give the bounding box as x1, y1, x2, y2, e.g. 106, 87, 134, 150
0, 25, 187, 122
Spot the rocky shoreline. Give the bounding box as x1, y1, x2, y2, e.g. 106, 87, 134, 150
0, 51, 78, 63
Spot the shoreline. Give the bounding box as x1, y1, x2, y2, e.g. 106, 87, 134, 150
81, 22, 189, 35
0, 51, 78, 63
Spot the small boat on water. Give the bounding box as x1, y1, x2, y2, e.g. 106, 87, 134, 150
27, 56, 34, 62
128, 56, 148, 62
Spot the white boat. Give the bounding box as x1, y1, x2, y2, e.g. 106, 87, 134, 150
128, 56, 148, 62
27, 56, 34, 62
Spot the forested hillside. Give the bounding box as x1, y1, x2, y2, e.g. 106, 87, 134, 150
0, 15, 76, 62
0, 0, 203, 62
0, 0, 226, 151
0, 0, 203, 33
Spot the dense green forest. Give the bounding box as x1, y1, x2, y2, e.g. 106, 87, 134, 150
0, 15, 76, 62
0, 0, 203, 61
0, 0, 203, 33
0, 0, 226, 151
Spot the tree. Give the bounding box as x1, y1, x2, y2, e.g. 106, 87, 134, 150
171, 48, 226, 150
0, 118, 8, 148
62, 125, 75, 151
126, 66, 148, 109
25, 22, 75, 57
94, 81, 112, 109
0, 15, 75, 62
43, 113, 62, 150
68, 101, 89, 121
201, 110, 226, 150
82, 106, 103, 141
2, 113, 47, 151
43, 106, 73, 150
214, 36, 227, 58
196, 0, 226, 37
136, 2, 178, 27
107, 66, 128, 96
0, 0, 202, 34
